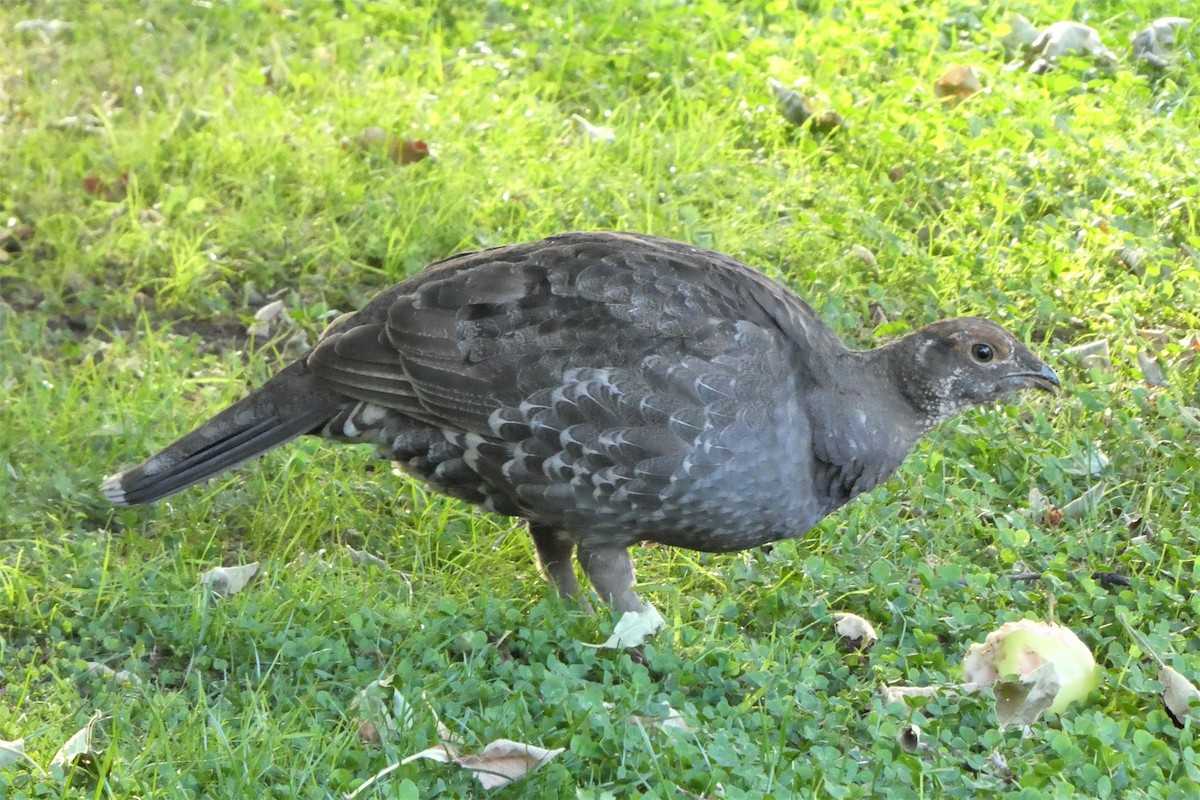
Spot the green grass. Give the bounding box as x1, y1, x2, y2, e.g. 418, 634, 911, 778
3, 0, 1200, 796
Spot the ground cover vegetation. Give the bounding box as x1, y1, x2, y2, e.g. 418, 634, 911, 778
2, 0, 1200, 796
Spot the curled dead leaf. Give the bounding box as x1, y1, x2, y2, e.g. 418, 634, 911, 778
14, 19, 73, 37
0, 738, 28, 770
1027, 21, 1118, 74
391, 138, 430, 164
896, 723, 922, 753
768, 78, 845, 133
1161, 665, 1200, 727
571, 114, 616, 143
934, 65, 983, 102
585, 603, 664, 649
1061, 339, 1111, 370
50, 711, 103, 782
248, 299, 289, 338
879, 683, 949, 707
1137, 351, 1167, 387
993, 663, 1063, 727
85, 662, 142, 686
1000, 14, 1041, 53
400, 739, 564, 791
1132, 17, 1190, 69
199, 562, 260, 596
833, 612, 878, 652
1061, 482, 1105, 520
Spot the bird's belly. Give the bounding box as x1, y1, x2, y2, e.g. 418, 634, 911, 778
323, 385, 825, 552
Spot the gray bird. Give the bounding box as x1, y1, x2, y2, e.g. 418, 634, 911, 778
102, 232, 1059, 612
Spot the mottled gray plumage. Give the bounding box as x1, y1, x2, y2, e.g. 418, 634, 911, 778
102, 232, 1059, 611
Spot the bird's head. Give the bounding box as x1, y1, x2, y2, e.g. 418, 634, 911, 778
892, 317, 1059, 429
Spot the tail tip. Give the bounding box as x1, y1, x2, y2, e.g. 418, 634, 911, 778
100, 473, 132, 506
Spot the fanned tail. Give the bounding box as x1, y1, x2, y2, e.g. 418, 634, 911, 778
101, 361, 342, 505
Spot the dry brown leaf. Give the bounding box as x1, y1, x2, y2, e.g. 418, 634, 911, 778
833, 612, 878, 652
391, 138, 430, 164
934, 65, 983, 102
357, 719, 382, 748
402, 739, 564, 790
199, 562, 260, 596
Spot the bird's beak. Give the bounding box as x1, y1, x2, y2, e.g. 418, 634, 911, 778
1006, 361, 1060, 394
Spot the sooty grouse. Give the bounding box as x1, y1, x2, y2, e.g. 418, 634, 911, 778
102, 232, 1059, 611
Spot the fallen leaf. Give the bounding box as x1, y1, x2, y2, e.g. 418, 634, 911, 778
51, 114, 103, 133
1137, 351, 1167, 386
1066, 448, 1108, 477
768, 78, 814, 127
248, 299, 289, 338
1027, 21, 1118, 74
199, 562, 260, 596
570, 114, 616, 143
14, 19, 73, 37
1117, 613, 1200, 728
1061, 339, 1111, 370
82, 172, 130, 201
0, 738, 26, 769
934, 65, 983, 102
628, 704, 693, 733
390, 138, 430, 164
879, 683, 951, 706
402, 738, 564, 790
352, 675, 416, 736
896, 723, 922, 753
49, 711, 103, 782
833, 612, 878, 652
999, 14, 1041, 53
851, 245, 877, 270
586, 603, 665, 649
344, 545, 389, 569
1161, 666, 1200, 727
993, 663, 1063, 727
85, 662, 142, 686
1132, 17, 1190, 69
1061, 482, 1105, 520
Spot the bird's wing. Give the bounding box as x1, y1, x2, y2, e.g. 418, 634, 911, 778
305, 232, 843, 438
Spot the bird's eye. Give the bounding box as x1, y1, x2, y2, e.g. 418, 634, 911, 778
971, 343, 994, 363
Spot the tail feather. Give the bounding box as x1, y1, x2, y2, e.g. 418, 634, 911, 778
101, 361, 343, 506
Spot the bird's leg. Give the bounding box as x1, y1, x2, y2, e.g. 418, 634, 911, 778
576, 544, 645, 613
529, 524, 586, 603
